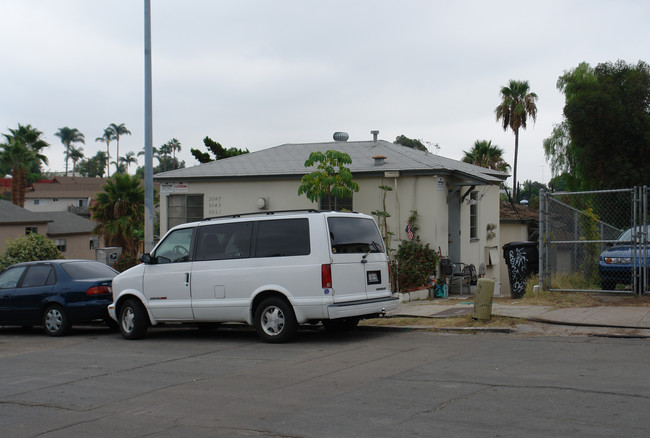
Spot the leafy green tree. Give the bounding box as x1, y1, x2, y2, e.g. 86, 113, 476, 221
54, 127, 85, 176
167, 137, 181, 161
298, 150, 359, 210
394, 135, 427, 151
0, 233, 63, 271
545, 60, 650, 190
108, 123, 131, 174
0, 130, 48, 207
462, 140, 511, 172
91, 173, 144, 257
77, 151, 108, 177
95, 128, 115, 177
495, 80, 538, 199
190, 136, 249, 163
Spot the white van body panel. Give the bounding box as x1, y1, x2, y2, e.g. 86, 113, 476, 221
109, 211, 397, 336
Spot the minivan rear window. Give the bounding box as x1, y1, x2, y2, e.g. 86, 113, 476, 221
256, 219, 310, 257
327, 217, 384, 254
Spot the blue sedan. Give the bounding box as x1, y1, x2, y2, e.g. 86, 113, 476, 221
0, 260, 118, 336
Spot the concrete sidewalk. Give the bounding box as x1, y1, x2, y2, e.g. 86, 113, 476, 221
387, 298, 650, 337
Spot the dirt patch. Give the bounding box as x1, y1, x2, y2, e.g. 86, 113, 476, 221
361, 314, 525, 329
439, 292, 650, 309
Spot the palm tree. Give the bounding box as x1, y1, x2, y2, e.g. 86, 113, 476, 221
95, 128, 115, 178
168, 138, 181, 160
120, 151, 138, 174
90, 173, 144, 257
68, 145, 85, 175
108, 123, 131, 174
54, 127, 85, 176
462, 140, 511, 172
4, 124, 49, 154
495, 80, 538, 199
0, 138, 47, 207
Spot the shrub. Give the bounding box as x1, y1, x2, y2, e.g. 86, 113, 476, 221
0, 233, 63, 271
395, 237, 439, 291
113, 253, 139, 272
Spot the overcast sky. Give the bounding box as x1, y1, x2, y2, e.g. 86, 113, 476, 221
1, 0, 648, 186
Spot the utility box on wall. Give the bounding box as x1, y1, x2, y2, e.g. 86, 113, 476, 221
96, 247, 122, 267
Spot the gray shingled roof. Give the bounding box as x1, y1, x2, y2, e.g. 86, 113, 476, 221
43, 212, 96, 235
154, 140, 508, 185
0, 200, 50, 224
0, 200, 95, 235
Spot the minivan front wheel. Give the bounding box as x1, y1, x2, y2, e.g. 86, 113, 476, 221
119, 298, 149, 340
254, 297, 297, 343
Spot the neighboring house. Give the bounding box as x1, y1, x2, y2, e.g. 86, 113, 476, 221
24, 176, 107, 218
153, 132, 509, 283
499, 200, 539, 294
0, 200, 100, 260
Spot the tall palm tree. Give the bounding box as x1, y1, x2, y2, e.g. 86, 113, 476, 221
108, 123, 131, 174
4, 124, 49, 154
462, 140, 511, 173
495, 80, 538, 199
95, 128, 115, 178
167, 138, 181, 160
69, 145, 85, 175
54, 127, 85, 176
120, 151, 138, 174
90, 173, 144, 257
0, 138, 47, 207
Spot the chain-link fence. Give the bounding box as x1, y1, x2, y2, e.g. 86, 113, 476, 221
539, 187, 649, 295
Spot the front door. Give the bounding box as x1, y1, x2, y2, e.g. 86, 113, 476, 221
448, 188, 461, 263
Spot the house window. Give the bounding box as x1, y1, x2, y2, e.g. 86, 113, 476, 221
319, 195, 353, 211
33, 199, 40, 205
53, 198, 58, 202
25, 227, 38, 235
55, 239, 67, 252
89, 236, 99, 250
168, 194, 204, 228
469, 192, 479, 240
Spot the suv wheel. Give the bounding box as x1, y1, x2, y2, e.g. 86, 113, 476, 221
119, 298, 149, 340
254, 297, 297, 343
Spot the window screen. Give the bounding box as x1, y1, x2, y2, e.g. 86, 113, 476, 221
168, 194, 204, 228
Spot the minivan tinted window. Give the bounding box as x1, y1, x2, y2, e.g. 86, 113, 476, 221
196, 222, 253, 261
256, 218, 310, 257
328, 217, 384, 254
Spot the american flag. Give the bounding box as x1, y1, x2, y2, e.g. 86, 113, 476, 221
405, 222, 414, 240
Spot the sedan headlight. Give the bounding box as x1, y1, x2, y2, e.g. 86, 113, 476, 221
604, 257, 632, 264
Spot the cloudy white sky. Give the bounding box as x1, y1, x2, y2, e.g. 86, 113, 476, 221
1, 0, 648, 186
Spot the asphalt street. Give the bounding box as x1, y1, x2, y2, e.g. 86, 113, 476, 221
1, 324, 649, 437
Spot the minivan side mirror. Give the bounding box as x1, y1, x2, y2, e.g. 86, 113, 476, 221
139, 253, 153, 264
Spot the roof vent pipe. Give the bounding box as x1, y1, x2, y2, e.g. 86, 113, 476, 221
371, 130, 379, 142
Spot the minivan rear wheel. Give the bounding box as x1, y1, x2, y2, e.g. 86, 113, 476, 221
254, 297, 297, 343
119, 298, 149, 340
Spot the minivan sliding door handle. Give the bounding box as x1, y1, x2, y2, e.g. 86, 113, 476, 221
185, 273, 190, 285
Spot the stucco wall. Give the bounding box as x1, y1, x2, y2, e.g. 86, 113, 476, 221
56, 234, 96, 260
158, 175, 503, 285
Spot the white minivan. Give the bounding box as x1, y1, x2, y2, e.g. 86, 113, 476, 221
108, 210, 397, 342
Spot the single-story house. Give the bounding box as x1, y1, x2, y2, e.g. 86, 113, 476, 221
0, 200, 100, 260
153, 132, 509, 285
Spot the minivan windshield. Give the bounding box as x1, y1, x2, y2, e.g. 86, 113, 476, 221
328, 217, 384, 254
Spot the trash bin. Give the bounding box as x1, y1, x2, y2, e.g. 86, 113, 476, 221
502, 241, 539, 299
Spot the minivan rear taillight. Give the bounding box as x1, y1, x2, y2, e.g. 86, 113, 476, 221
321, 264, 332, 288
86, 285, 112, 295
